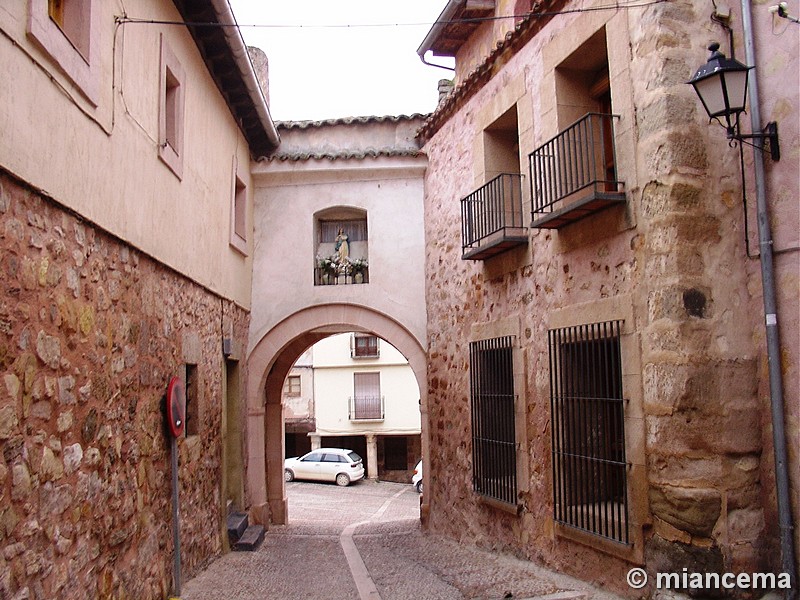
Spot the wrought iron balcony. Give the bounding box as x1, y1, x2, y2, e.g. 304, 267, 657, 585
348, 395, 384, 421
528, 113, 625, 229
461, 173, 528, 260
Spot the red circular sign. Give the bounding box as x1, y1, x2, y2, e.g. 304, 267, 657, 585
166, 376, 186, 438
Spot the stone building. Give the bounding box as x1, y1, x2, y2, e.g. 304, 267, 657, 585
416, 0, 798, 596
0, 0, 277, 597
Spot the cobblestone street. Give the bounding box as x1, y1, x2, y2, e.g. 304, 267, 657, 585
180, 481, 624, 600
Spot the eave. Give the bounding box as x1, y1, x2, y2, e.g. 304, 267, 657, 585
417, 0, 496, 59
171, 0, 280, 158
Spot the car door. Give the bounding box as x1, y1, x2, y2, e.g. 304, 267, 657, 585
320, 453, 344, 482
295, 452, 324, 480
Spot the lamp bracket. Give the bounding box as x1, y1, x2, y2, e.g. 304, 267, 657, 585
729, 121, 780, 161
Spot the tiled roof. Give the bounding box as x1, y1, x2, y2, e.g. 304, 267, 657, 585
276, 114, 429, 130
416, 0, 567, 144
268, 148, 424, 162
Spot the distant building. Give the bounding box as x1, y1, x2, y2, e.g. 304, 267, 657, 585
283, 334, 422, 482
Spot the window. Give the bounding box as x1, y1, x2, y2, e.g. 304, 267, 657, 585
184, 363, 199, 436
48, 0, 89, 57
548, 320, 628, 544
462, 106, 527, 260
284, 375, 301, 397
352, 334, 379, 358
351, 372, 383, 420
314, 209, 369, 286
529, 27, 624, 229
469, 336, 517, 505
27, 0, 99, 104
158, 35, 185, 179
230, 168, 248, 255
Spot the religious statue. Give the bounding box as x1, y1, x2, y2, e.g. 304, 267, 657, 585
334, 228, 349, 264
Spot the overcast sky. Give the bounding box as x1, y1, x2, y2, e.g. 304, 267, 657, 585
228, 1, 454, 122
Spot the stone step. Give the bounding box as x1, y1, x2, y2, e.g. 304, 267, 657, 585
233, 524, 265, 552
226, 511, 248, 543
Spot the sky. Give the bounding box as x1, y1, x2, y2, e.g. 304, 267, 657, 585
227, 1, 454, 122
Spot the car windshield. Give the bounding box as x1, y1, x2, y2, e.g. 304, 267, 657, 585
347, 451, 362, 463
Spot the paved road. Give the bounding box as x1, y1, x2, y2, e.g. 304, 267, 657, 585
180, 480, 624, 600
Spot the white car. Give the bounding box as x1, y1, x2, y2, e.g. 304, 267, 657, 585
284, 448, 365, 487
412, 459, 423, 493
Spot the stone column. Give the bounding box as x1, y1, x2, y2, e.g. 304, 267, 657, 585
309, 434, 321, 450
366, 434, 378, 480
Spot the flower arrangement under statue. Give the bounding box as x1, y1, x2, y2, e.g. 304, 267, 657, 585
316, 255, 368, 283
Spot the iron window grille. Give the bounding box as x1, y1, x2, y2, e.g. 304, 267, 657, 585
349, 395, 384, 420
528, 113, 625, 229
469, 336, 517, 505
548, 320, 629, 544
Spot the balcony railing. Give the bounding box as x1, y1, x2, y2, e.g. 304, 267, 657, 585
314, 267, 369, 286
348, 395, 384, 421
528, 113, 625, 229
461, 173, 528, 260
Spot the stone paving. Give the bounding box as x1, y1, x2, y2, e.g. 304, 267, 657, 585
180, 481, 625, 600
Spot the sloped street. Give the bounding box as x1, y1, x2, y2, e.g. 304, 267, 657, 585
181, 481, 624, 600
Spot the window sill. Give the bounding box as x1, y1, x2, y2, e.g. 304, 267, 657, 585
554, 521, 643, 565
476, 493, 521, 516
229, 234, 248, 256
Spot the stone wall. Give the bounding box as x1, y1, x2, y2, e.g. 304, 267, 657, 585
0, 170, 248, 599
420, 0, 785, 593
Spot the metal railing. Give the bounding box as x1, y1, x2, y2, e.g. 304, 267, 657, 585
469, 336, 517, 506
349, 395, 384, 420
314, 267, 369, 286
529, 113, 623, 222
548, 320, 629, 544
461, 173, 526, 256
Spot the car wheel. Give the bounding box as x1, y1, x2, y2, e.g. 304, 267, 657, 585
335, 473, 350, 487
415, 481, 423, 494
284, 469, 294, 482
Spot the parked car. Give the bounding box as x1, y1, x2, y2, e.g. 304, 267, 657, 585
412, 459, 422, 493
284, 448, 365, 487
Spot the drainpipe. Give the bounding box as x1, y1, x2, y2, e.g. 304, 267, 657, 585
417, 0, 460, 72
740, 0, 797, 593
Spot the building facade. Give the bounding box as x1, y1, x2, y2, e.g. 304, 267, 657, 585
285, 333, 422, 482
417, 0, 798, 595
247, 115, 428, 524
0, 1, 278, 597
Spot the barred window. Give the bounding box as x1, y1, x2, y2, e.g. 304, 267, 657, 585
469, 336, 517, 505
548, 320, 628, 544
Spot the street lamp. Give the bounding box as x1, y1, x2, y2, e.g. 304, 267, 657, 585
688, 43, 780, 159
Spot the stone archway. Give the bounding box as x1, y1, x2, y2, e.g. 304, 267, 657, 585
245, 303, 428, 525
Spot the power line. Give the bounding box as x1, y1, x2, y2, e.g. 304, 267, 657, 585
117, 1, 669, 30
